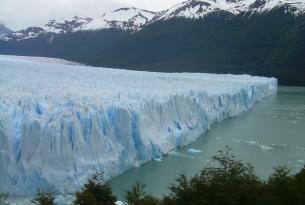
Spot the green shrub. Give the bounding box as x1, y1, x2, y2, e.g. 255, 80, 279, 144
74, 172, 116, 205
291, 166, 305, 205
125, 182, 160, 205
31, 191, 54, 205
72, 148, 305, 205
167, 147, 264, 205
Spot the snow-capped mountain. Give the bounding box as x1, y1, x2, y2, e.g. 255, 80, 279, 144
0, 24, 12, 35
0, 0, 304, 86
4, 16, 92, 41
0, 24, 12, 41
1, 0, 304, 41
1, 8, 156, 41
77, 7, 156, 31
150, 0, 305, 22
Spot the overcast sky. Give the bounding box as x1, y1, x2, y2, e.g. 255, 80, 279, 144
0, 0, 182, 31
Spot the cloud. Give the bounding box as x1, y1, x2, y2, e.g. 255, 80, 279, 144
0, 0, 182, 31
116, 0, 182, 10
0, 0, 127, 30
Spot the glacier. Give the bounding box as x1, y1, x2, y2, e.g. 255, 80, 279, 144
0, 55, 277, 196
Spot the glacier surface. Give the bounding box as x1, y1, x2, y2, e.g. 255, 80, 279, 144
0, 55, 277, 195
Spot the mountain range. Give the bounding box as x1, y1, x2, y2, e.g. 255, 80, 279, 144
0, 0, 305, 85
0, 24, 12, 40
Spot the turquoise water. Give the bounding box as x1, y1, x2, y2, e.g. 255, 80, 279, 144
110, 87, 305, 200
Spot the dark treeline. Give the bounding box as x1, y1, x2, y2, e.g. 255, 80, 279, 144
2, 147, 305, 205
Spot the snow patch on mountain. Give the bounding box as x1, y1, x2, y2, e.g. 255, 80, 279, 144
1, 0, 304, 41
3, 16, 92, 41
39, 16, 92, 33
151, 0, 305, 22
0, 24, 13, 41
0, 24, 12, 35
0, 55, 277, 195
77, 7, 156, 31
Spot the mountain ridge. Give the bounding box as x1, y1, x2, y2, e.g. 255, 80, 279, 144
0, 24, 13, 40
151, 0, 305, 22
1, 0, 304, 41
76, 7, 156, 32
0, 0, 304, 85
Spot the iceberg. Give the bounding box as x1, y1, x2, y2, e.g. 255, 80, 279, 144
0, 55, 277, 195
187, 148, 202, 154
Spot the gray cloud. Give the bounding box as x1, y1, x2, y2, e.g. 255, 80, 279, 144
0, 0, 182, 31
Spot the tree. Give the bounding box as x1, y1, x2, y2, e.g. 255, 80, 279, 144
74, 191, 97, 205
125, 182, 146, 205
167, 146, 264, 205
291, 166, 305, 205
125, 182, 160, 205
167, 174, 192, 205
74, 172, 116, 205
31, 191, 55, 205
163, 149, 305, 205
266, 166, 294, 205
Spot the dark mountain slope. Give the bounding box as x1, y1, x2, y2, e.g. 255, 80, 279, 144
0, 24, 12, 35
0, 8, 304, 85
80, 9, 305, 85
0, 29, 130, 64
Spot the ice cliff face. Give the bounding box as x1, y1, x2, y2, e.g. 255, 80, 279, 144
0, 55, 277, 195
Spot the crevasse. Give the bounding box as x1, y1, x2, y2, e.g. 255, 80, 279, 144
0, 55, 277, 195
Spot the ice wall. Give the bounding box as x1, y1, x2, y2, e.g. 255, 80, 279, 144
0, 55, 277, 195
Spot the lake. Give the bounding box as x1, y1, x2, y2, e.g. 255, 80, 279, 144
110, 86, 305, 200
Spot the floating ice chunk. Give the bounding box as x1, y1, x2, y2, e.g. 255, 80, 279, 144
170, 151, 194, 159
245, 140, 273, 151
259, 145, 273, 152
116, 201, 128, 205
271, 144, 287, 150
246, 141, 259, 146
154, 157, 163, 162
188, 148, 202, 154
231, 139, 241, 143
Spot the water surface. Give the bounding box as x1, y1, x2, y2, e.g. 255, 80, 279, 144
110, 86, 305, 200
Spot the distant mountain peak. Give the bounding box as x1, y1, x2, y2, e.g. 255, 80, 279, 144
150, 0, 305, 23
1, 1, 305, 42
77, 7, 156, 32
39, 16, 93, 33
2, 16, 92, 41
0, 24, 12, 34
0, 24, 13, 41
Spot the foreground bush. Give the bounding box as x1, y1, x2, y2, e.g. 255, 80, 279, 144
31, 191, 54, 205
161, 147, 305, 205
74, 172, 117, 205
125, 182, 161, 205
72, 147, 305, 205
